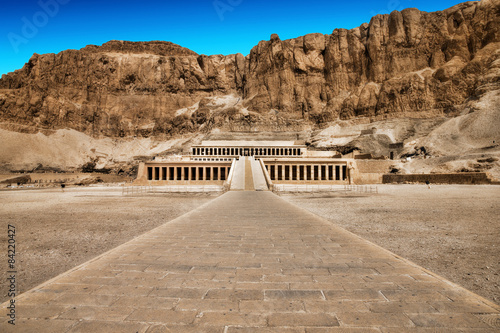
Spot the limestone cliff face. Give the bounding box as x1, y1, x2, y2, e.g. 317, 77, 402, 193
0, 40, 246, 137
0, 0, 499, 138
244, 0, 500, 119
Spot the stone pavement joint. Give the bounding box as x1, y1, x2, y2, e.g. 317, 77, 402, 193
2, 191, 500, 332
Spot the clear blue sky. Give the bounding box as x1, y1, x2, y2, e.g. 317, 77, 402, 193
1, 0, 465, 76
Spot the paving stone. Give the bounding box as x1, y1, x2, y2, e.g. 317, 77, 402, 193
126, 309, 197, 324
290, 282, 344, 291
340, 282, 399, 291
176, 299, 238, 312
15, 291, 61, 305
228, 327, 306, 333
380, 290, 450, 303
16, 304, 71, 319
195, 312, 266, 326
430, 301, 499, 313
324, 290, 386, 302
112, 296, 179, 309
380, 328, 470, 333
234, 282, 289, 290
239, 300, 305, 313
58, 305, 134, 321
407, 313, 492, 328
49, 294, 120, 306
204, 289, 264, 300
306, 329, 382, 333
268, 313, 340, 327
438, 289, 488, 302
266, 290, 325, 300
68, 320, 149, 332
264, 275, 315, 283
152, 325, 223, 333
1, 191, 499, 331
150, 288, 207, 299
337, 312, 415, 328
303, 300, 370, 313
92, 285, 153, 296
0, 319, 77, 333
36, 283, 100, 294
366, 302, 438, 313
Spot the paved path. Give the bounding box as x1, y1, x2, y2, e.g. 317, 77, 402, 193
2, 191, 500, 332
230, 158, 246, 191
244, 158, 255, 191
250, 157, 268, 191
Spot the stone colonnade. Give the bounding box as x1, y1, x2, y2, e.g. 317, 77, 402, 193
193, 147, 302, 157
266, 163, 348, 181
147, 165, 231, 181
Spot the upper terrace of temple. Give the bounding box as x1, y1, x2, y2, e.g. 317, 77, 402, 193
191, 140, 306, 157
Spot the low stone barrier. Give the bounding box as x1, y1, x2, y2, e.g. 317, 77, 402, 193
382, 172, 493, 184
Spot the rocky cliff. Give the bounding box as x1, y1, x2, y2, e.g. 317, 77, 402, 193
0, 0, 499, 139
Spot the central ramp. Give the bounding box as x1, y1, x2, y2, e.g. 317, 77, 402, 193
231, 157, 268, 191
2, 191, 499, 332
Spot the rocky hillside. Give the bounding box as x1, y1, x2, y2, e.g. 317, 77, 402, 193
0, 0, 499, 139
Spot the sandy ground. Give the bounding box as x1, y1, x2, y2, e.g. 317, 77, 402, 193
281, 184, 500, 305
0, 187, 218, 303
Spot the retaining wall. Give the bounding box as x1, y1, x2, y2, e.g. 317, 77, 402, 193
382, 173, 493, 184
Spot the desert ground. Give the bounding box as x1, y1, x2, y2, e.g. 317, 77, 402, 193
1, 184, 499, 308
0, 187, 217, 303
282, 184, 500, 305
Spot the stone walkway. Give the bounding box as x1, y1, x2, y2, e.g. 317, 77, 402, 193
250, 157, 268, 191
244, 158, 255, 191
2, 191, 500, 332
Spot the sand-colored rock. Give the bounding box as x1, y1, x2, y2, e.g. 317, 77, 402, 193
0, 0, 499, 174
1, 0, 498, 138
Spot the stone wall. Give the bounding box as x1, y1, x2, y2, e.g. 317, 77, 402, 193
382, 172, 493, 184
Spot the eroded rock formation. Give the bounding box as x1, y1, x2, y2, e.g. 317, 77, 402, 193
0, 0, 499, 138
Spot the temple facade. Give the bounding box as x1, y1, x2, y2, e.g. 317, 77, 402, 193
134, 140, 368, 187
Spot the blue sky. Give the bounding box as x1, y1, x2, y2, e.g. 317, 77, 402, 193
1, 0, 464, 76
